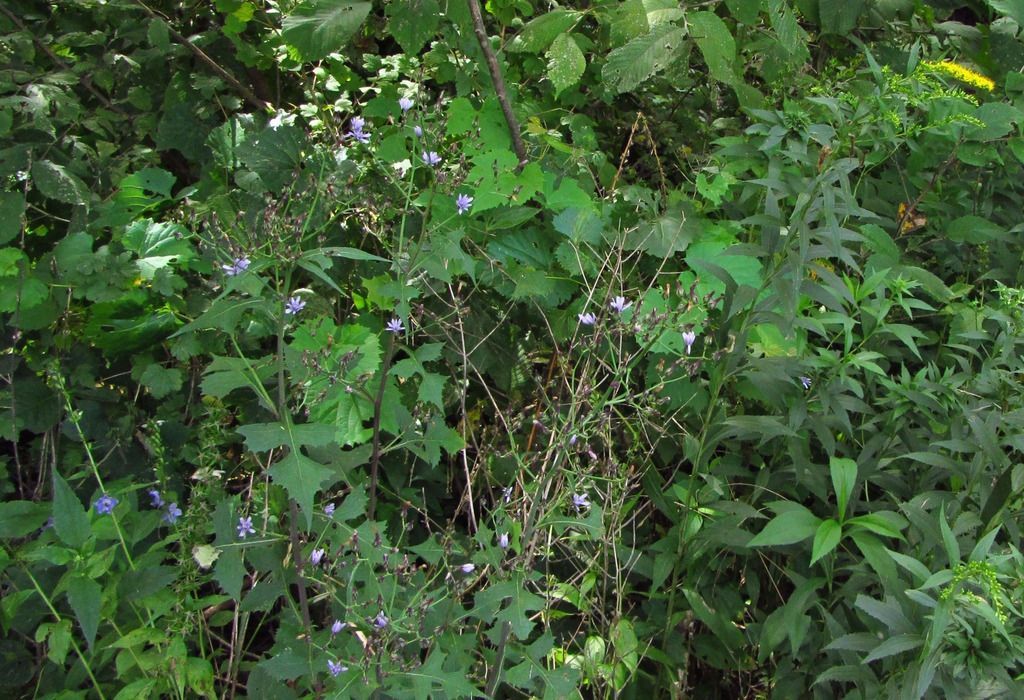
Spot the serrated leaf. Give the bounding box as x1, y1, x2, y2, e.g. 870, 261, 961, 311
0, 192, 25, 244
748, 506, 821, 547
810, 518, 842, 565
473, 574, 545, 639
52, 472, 90, 550
688, 11, 737, 84
602, 24, 687, 94
139, 363, 183, 399
268, 452, 335, 528
31, 160, 89, 205
387, 0, 440, 54
546, 33, 585, 96
66, 575, 101, 649
281, 0, 371, 62
0, 501, 50, 538
508, 10, 582, 53
237, 422, 336, 452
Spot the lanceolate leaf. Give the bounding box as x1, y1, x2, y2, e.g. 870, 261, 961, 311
602, 24, 687, 94
282, 1, 372, 62
748, 506, 821, 547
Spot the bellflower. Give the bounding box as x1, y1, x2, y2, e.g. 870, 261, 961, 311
347, 116, 370, 144
148, 489, 164, 508
455, 193, 473, 215
398, 97, 414, 111
221, 257, 250, 277
331, 619, 346, 635
162, 502, 182, 524
373, 611, 389, 629
413, 125, 423, 137
284, 296, 306, 315
94, 494, 118, 515
309, 548, 325, 566
324, 502, 336, 516
237, 516, 256, 539
385, 318, 405, 334
327, 660, 346, 677
421, 150, 441, 166
498, 532, 509, 549
682, 330, 696, 355
578, 312, 596, 326
572, 493, 590, 511
609, 296, 631, 313
460, 563, 475, 574
800, 376, 812, 390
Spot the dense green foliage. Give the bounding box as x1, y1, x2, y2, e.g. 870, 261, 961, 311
3, 0, 1024, 697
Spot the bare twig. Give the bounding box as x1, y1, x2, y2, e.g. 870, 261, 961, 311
466, 0, 528, 170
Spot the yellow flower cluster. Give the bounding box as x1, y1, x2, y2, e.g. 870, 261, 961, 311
921, 60, 995, 92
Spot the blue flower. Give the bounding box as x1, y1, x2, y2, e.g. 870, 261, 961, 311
327, 659, 347, 676
421, 150, 441, 166
284, 296, 306, 315
460, 563, 475, 574
162, 502, 182, 524
237, 516, 256, 539
324, 502, 336, 516
609, 296, 631, 313
309, 548, 325, 566
682, 330, 696, 355
331, 619, 346, 635
578, 312, 596, 326
94, 494, 118, 515
800, 376, 812, 390
385, 318, 405, 334
498, 532, 509, 549
455, 193, 473, 215
148, 489, 164, 508
413, 125, 423, 137
572, 493, 590, 511
373, 611, 389, 629
399, 97, 414, 111
221, 257, 250, 277
347, 116, 370, 144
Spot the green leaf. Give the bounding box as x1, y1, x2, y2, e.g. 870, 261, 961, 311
829, 456, 857, 521
818, 0, 866, 35
939, 505, 960, 567
139, 363, 183, 399
237, 422, 336, 452
988, 0, 1024, 25
121, 219, 193, 279
688, 11, 737, 84
947, 215, 1006, 243
0, 192, 25, 245
862, 633, 923, 663
748, 506, 821, 547
508, 10, 582, 53
66, 575, 101, 649
0, 501, 50, 538
473, 574, 546, 639
418, 372, 446, 409
268, 451, 334, 528
237, 125, 306, 191
52, 472, 90, 550
31, 160, 89, 205
810, 518, 842, 565
387, 0, 440, 54
546, 33, 585, 96
281, 0, 372, 62
847, 511, 907, 539
332, 484, 368, 522
119, 566, 178, 602
602, 24, 687, 94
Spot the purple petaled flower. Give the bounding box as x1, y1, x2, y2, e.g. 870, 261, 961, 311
373, 611, 389, 629
455, 193, 473, 215
385, 318, 405, 334
460, 563, 475, 574
331, 619, 346, 635
498, 532, 509, 549
162, 502, 182, 524
237, 516, 256, 539
285, 296, 306, 315
578, 312, 596, 326
569, 434, 578, 446
800, 376, 812, 390
413, 125, 423, 137
572, 493, 590, 511
399, 97, 414, 112
94, 494, 118, 515
324, 502, 336, 516
609, 296, 631, 313
682, 330, 696, 355
327, 659, 347, 677
421, 150, 441, 166
502, 486, 513, 503
221, 257, 251, 277
309, 548, 325, 566
347, 116, 370, 144
148, 489, 164, 508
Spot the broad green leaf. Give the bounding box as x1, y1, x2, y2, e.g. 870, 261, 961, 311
819, 0, 866, 35
847, 511, 907, 539
0, 192, 25, 244
546, 33, 585, 96
854, 594, 912, 632
66, 575, 102, 649
688, 11, 737, 84
281, 0, 372, 62
829, 456, 857, 520
507, 10, 582, 53
602, 24, 687, 94
119, 566, 178, 601
268, 451, 334, 528
52, 472, 90, 550
31, 160, 89, 205
237, 124, 306, 191
947, 215, 1006, 243
386, 0, 440, 54
683, 588, 745, 650
988, 0, 1024, 25
748, 506, 821, 547
401, 649, 481, 697
0, 501, 50, 538
139, 363, 183, 399
318, 246, 390, 263
810, 518, 842, 565
236, 422, 336, 452
121, 219, 193, 279
214, 547, 245, 600
862, 633, 923, 663
472, 574, 546, 639
725, 0, 761, 24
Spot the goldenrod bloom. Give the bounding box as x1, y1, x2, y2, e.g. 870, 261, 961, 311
921, 60, 995, 92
